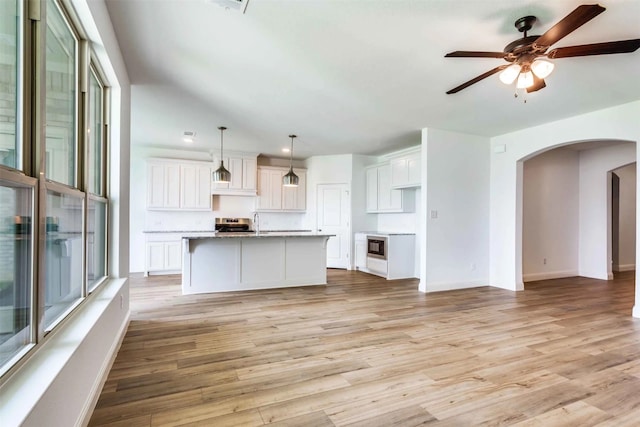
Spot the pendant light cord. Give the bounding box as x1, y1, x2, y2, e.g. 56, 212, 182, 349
288, 134, 296, 170
218, 126, 226, 162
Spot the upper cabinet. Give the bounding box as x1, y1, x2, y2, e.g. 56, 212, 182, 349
257, 166, 306, 212
366, 163, 414, 213
211, 151, 258, 196
389, 147, 421, 189
147, 159, 211, 211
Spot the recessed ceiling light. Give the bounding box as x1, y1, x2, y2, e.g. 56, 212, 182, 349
282, 148, 290, 153
183, 131, 196, 143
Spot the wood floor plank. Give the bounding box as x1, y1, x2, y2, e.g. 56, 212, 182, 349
88, 270, 639, 426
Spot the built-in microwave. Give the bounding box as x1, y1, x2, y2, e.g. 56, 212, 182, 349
367, 236, 387, 260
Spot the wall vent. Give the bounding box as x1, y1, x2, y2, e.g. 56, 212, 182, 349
208, 0, 250, 14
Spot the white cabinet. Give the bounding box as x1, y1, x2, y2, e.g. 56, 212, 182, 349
366, 163, 414, 213
354, 233, 367, 270
147, 161, 180, 209
257, 166, 306, 211
145, 239, 182, 276
212, 151, 258, 195
147, 159, 211, 211
390, 148, 421, 188
181, 163, 212, 210
354, 233, 416, 280
283, 170, 306, 210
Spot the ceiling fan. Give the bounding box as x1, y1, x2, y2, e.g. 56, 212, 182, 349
445, 4, 640, 95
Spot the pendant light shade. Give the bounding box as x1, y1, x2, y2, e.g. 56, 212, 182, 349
213, 126, 231, 183
283, 134, 299, 187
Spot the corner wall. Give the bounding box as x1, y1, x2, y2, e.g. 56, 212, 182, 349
614, 163, 637, 271
522, 149, 580, 281
420, 128, 490, 292
578, 144, 636, 279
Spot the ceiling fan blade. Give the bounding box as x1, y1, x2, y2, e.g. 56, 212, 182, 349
547, 39, 640, 58
446, 65, 508, 94
445, 51, 506, 58
534, 4, 605, 48
526, 76, 546, 93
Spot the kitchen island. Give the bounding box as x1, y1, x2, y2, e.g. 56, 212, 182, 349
181, 232, 333, 294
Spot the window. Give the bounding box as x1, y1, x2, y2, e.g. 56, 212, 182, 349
0, 0, 21, 170
88, 69, 104, 195
0, 0, 111, 375
87, 198, 107, 290
45, 1, 77, 187
43, 189, 84, 330
0, 177, 34, 371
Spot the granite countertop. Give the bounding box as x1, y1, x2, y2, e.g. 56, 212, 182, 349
143, 230, 216, 234
359, 231, 416, 236
182, 231, 334, 239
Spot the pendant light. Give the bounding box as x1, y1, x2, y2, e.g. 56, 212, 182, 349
212, 126, 231, 183
282, 134, 299, 187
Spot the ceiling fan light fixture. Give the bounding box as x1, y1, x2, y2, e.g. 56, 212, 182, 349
516, 71, 534, 89
531, 59, 555, 79
499, 64, 521, 84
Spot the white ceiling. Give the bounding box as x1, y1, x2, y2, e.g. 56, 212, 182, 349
105, 0, 640, 159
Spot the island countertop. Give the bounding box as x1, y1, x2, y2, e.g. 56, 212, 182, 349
181, 231, 335, 239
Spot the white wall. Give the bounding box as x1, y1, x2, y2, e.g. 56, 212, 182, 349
614, 163, 637, 271
420, 128, 490, 292
489, 101, 640, 317
578, 143, 636, 279
522, 149, 580, 281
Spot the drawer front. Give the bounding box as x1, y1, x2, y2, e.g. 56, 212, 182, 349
366, 257, 388, 274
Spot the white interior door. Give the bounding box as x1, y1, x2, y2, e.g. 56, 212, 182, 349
317, 183, 350, 269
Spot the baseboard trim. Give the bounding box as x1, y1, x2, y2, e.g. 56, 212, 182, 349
614, 264, 636, 272
424, 280, 486, 293
78, 311, 130, 427
522, 270, 578, 282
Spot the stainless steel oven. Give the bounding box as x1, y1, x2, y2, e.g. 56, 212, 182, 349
367, 236, 387, 260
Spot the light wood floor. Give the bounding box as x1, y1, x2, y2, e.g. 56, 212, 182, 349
89, 270, 640, 426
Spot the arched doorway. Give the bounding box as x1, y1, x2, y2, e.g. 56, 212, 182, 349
519, 142, 636, 284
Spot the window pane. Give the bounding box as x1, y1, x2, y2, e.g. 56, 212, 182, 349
87, 198, 106, 290
88, 71, 103, 195
45, 2, 76, 186
0, 181, 33, 368
0, 1, 20, 169
44, 190, 83, 329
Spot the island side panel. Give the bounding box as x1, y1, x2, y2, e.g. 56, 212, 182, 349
285, 237, 328, 285
241, 238, 286, 287
182, 238, 241, 294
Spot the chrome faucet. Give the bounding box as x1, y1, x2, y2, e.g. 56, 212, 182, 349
253, 212, 260, 235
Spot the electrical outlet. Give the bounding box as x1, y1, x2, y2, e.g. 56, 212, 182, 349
543, 258, 547, 265
430, 210, 438, 219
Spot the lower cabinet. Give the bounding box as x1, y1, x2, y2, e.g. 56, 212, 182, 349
145, 239, 182, 276
354, 233, 367, 270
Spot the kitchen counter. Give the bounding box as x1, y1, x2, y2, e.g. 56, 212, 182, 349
182, 231, 332, 239
358, 231, 416, 236
181, 233, 333, 294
